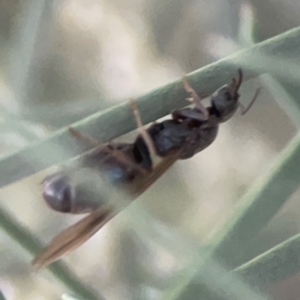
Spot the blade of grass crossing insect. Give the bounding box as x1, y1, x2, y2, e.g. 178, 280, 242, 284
0, 206, 102, 300
1, 27, 300, 189
161, 130, 300, 298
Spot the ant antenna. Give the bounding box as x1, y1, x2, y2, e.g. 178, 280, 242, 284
240, 87, 260, 116
235, 69, 243, 93
230, 69, 243, 94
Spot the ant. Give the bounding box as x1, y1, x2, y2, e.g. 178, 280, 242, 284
34, 69, 259, 268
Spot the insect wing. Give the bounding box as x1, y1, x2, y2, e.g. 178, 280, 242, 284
33, 154, 178, 269
32, 206, 114, 269
130, 154, 178, 196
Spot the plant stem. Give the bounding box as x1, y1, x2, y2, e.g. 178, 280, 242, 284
1, 27, 300, 188
0, 206, 102, 300
235, 233, 300, 287
162, 130, 300, 298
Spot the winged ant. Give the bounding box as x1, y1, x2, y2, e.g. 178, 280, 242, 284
33, 69, 259, 268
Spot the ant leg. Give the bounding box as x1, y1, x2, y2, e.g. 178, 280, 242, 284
239, 87, 260, 115
69, 127, 123, 157
69, 128, 105, 147
129, 98, 157, 158
70, 127, 147, 174
182, 75, 209, 120
230, 69, 243, 93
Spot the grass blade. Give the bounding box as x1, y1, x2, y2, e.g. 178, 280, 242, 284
235, 233, 300, 287
1, 27, 300, 188
0, 206, 103, 300
161, 118, 300, 299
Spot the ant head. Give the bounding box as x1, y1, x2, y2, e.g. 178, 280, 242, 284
211, 69, 243, 123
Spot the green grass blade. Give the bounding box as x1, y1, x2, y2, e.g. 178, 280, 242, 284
259, 74, 300, 128
8, 0, 47, 104
160, 247, 270, 300
209, 132, 300, 266
161, 125, 300, 299
235, 233, 300, 287
0, 206, 102, 300
0, 291, 6, 300
1, 26, 300, 188
238, 4, 300, 128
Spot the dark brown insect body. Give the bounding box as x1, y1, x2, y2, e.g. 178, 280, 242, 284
34, 69, 259, 268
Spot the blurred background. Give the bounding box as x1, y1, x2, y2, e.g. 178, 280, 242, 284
0, 0, 300, 299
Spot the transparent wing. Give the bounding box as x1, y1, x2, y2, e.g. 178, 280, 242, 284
32, 206, 115, 269
33, 154, 178, 269
130, 154, 178, 196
